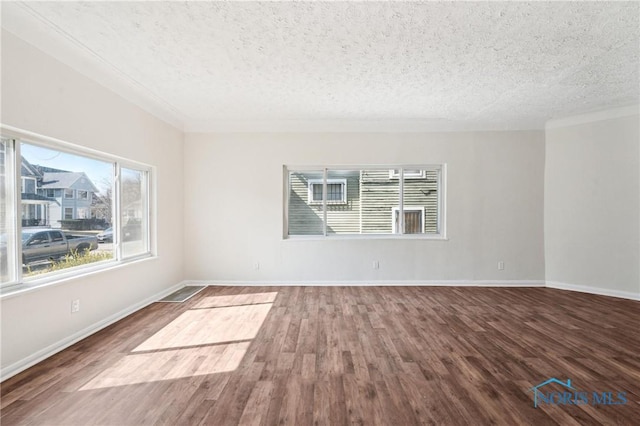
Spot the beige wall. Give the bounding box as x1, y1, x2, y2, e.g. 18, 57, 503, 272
1, 31, 185, 373
545, 110, 640, 297
184, 131, 546, 283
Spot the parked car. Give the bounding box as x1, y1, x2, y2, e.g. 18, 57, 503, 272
22, 229, 98, 265
97, 227, 113, 243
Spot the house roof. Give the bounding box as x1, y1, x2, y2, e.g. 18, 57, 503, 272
529, 378, 574, 392
21, 157, 42, 178
20, 193, 59, 205
41, 172, 99, 192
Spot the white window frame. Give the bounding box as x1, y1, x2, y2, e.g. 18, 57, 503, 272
284, 165, 447, 240
77, 190, 88, 200
46, 189, 55, 198
389, 169, 425, 179
21, 177, 37, 194
308, 178, 347, 205
64, 207, 74, 220
64, 188, 74, 199
392, 206, 424, 234
0, 125, 156, 294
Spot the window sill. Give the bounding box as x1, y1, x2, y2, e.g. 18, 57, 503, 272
284, 234, 448, 241
0, 254, 156, 300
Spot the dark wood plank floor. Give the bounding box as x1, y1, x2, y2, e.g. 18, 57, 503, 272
1, 286, 639, 425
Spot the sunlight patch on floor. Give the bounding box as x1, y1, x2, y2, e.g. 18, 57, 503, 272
133, 303, 273, 352
79, 341, 250, 390
193, 292, 278, 309
76, 293, 276, 391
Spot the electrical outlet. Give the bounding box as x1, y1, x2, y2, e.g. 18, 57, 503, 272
497, 261, 505, 271
71, 299, 80, 313
254, 262, 260, 270
373, 260, 379, 270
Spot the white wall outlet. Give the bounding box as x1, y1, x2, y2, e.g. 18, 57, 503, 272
498, 261, 505, 271
254, 262, 260, 270
71, 299, 80, 313
373, 260, 379, 270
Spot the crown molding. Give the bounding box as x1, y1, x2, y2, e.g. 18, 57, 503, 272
185, 119, 544, 134
545, 104, 639, 130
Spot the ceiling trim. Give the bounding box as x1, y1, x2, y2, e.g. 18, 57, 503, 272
1, 2, 185, 131
545, 104, 639, 130
185, 119, 543, 134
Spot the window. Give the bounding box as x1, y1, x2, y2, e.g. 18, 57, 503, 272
50, 231, 64, 242
389, 169, 425, 179
1, 128, 153, 289
21, 177, 36, 194
286, 165, 445, 238
308, 179, 346, 204
392, 207, 424, 234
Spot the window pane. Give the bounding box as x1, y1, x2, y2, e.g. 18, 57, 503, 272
361, 169, 399, 234
121, 167, 149, 258
20, 142, 114, 277
326, 170, 358, 235
402, 168, 439, 234
288, 171, 324, 235
1, 138, 16, 284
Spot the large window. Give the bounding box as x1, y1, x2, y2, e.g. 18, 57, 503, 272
0, 128, 153, 289
285, 165, 445, 238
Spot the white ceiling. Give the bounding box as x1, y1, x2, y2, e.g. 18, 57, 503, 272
2, 1, 639, 132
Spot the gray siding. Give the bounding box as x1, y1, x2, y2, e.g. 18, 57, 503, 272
288, 169, 439, 235
288, 171, 360, 235
361, 170, 439, 234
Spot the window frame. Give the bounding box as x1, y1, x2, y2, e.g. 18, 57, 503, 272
307, 178, 347, 205
284, 164, 447, 240
64, 189, 74, 199
77, 190, 89, 200
389, 169, 425, 179
0, 125, 156, 294
392, 206, 424, 234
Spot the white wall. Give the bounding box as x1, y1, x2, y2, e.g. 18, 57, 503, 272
184, 131, 545, 283
545, 108, 640, 298
1, 31, 185, 374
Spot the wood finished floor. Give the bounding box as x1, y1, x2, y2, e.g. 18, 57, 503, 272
1, 286, 639, 425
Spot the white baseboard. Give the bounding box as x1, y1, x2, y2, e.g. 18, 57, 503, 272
545, 281, 640, 301
0, 281, 186, 381
184, 279, 545, 287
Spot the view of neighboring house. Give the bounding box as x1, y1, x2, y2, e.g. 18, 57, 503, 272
20, 158, 58, 227
289, 169, 439, 235
38, 169, 99, 226
20, 158, 99, 228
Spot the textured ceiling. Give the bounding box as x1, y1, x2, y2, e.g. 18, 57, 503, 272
2, 1, 639, 131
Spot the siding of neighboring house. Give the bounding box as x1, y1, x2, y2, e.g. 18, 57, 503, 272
360, 170, 439, 234
39, 172, 97, 226
288, 171, 360, 235
288, 169, 438, 235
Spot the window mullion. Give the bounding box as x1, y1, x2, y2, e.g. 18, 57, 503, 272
114, 163, 122, 261
399, 167, 404, 235
13, 139, 22, 283
322, 168, 328, 237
